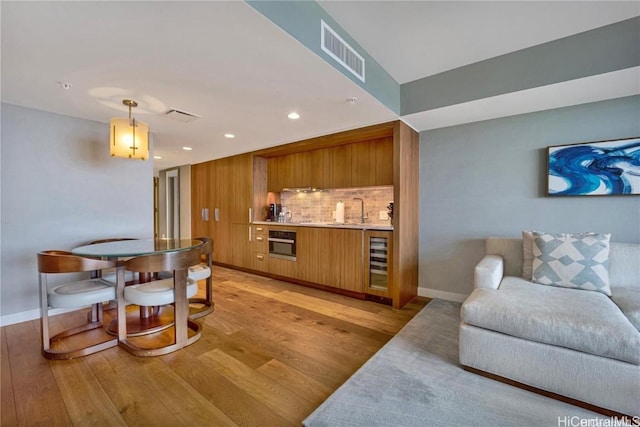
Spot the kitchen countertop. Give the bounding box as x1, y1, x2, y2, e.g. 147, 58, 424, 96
253, 221, 393, 231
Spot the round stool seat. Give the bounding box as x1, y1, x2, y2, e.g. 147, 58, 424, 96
124, 277, 198, 307
188, 263, 211, 281
48, 278, 115, 308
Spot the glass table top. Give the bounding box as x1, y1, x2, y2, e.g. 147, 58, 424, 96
71, 238, 203, 258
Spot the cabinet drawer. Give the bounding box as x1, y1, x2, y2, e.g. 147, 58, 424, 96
253, 233, 267, 250
252, 252, 268, 272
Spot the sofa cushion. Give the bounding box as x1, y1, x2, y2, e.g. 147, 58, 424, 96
522, 230, 534, 281
461, 278, 640, 364
532, 231, 611, 296
612, 287, 640, 332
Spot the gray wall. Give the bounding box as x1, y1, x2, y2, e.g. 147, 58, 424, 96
419, 96, 640, 300
1, 104, 154, 322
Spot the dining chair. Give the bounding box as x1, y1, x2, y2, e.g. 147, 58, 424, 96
116, 246, 203, 356
188, 237, 214, 319
37, 250, 118, 360
155, 237, 214, 319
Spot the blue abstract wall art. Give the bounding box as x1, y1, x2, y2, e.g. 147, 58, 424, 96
547, 137, 640, 196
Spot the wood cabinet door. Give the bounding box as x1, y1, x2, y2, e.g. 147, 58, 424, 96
351, 140, 376, 187
230, 153, 253, 223
375, 137, 394, 186
267, 157, 281, 193
294, 227, 318, 283
190, 162, 212, 240
230, 223, 252, 268
296, 227, 362, 292
309, 149, 330, 189
336, 229, 363, 292
328, 145, 352, 189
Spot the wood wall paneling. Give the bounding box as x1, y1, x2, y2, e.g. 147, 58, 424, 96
392, 121, 419, 308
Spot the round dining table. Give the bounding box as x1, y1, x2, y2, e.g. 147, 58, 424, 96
72, 238, 203, 259
71, 238, 204, 338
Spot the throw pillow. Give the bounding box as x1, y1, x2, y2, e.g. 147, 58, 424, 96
522, 230, 534, 280
532, 231, 611, 296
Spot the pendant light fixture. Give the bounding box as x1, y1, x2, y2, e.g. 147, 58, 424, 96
110, 99, 149, 160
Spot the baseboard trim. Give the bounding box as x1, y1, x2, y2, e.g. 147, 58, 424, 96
0, 307, 80, 327
417, 287, 468, 303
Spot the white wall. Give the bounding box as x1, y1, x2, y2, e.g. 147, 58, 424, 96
0, 104, 154, 324
419, 96, 640, 301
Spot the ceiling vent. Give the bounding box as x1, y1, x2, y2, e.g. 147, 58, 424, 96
321, 20, 365, 83
164, 109, 202, 123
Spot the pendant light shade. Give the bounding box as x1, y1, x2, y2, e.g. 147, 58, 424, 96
110, 99, 149, 160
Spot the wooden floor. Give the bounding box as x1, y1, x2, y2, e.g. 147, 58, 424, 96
1, 267, 429, 426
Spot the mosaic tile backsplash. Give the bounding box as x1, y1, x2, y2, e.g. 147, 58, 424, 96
278, 186, 393, 225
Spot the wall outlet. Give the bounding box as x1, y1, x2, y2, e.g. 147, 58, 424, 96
332, 211, 336, 219
379, 211, 389, 220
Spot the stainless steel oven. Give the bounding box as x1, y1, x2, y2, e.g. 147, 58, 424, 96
268, 230, 296, 261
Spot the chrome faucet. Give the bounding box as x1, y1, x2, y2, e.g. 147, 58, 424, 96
353, 198, 368, 223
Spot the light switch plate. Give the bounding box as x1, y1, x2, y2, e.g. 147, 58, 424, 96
379, 211, 389, 220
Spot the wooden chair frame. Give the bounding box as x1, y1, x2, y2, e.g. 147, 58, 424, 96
188, 237, 214, 319
116, 246, 203, 357
38, 250, 118, 360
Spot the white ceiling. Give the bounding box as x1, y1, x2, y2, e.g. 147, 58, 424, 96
2, 1, 639, 173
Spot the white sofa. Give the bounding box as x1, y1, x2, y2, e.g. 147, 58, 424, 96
459, 237, 640, 417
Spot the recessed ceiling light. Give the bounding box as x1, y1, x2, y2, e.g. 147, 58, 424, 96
224, 133, 235, 139
153, 155, 162, 159
182, 146, 192, 151
288, 112, 300, 120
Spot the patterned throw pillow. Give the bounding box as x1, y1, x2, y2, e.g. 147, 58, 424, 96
532, 231, 611, 296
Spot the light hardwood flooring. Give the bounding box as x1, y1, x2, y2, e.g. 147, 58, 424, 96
1, 267, 429, 426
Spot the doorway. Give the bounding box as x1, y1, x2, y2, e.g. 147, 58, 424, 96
165, 168, 180, 239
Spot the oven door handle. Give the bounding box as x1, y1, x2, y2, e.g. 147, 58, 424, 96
268, 238, 295, 244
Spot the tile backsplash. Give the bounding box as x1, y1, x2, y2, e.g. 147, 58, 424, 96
279, 186, 393, 225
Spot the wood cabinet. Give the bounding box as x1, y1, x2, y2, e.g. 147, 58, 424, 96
267, 150, 330, 191
251, 225, 268, 272
191, 153, 253, 268
296, 227, 363, 293
328, 144, 352, 189
374, 137, 394, 186
194, 120, 418, 308
191, 161, 214, 240
350, 140, 376, 187
265, 136, 392, 191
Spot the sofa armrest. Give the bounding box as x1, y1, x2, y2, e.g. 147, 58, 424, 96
474, 255, 504, 289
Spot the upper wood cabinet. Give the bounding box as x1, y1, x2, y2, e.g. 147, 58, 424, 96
374, 137, 394, 186
308, 149, 330, 189
265, 136, 393, 191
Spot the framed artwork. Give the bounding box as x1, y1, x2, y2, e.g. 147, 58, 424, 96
547, 137, 640, 197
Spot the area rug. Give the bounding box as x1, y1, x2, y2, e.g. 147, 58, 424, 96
303, 299, 610, 427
